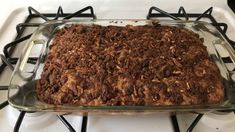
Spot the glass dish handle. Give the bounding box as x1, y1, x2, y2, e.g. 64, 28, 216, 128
17, 39, 46, 81
222, 44, 235, 106
222, 44, 235, 65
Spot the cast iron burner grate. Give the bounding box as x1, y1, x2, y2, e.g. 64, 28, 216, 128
0, 6, 235, 132
147, 6, 235, 132
0, 6, 95, 132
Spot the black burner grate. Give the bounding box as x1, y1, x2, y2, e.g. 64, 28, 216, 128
0, 6, 234, 132
147, 6, 235, 49
0, 6, 95, 132
147, 6, 235, 132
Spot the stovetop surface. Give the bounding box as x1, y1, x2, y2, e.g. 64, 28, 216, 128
0, 0, 235, 132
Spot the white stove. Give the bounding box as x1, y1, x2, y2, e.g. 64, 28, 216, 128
0, 0, 235, 132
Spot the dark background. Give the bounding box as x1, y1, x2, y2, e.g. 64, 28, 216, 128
228, 0, 235, 13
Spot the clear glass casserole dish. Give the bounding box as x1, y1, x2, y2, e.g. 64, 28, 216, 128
8, 19, 235, 114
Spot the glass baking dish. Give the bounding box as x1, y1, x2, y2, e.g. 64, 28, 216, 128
8, 19, 235, 114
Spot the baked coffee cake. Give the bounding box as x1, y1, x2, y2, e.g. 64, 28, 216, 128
36, 23, 224, 106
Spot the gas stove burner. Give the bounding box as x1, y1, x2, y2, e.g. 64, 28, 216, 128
0, 5, 235, 132
147, 6, 235, 49
0, 6, 96, 132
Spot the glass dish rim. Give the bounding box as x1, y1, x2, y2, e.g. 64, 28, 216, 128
8, 19, 235, 113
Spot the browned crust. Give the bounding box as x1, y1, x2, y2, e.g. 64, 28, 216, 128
36, 24, 224, 106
